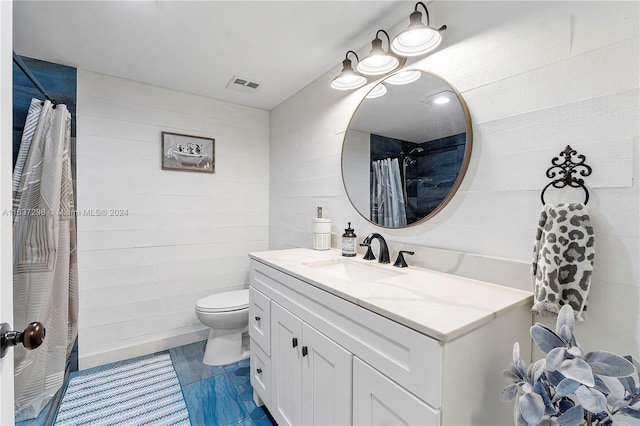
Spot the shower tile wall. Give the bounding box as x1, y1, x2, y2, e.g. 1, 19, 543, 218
12, 56, 76, 167
410, 134, 465, 219
370, 133, 465, 223
75, 71, 270, 369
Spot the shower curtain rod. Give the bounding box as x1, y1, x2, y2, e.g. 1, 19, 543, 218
13, 52, 57, 105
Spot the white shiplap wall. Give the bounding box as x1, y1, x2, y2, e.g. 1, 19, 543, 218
270, 1, 639, 356
76, 71, 269, 368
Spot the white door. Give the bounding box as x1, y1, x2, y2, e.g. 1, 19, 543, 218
271, 302, 302, 426
0, 1, 15, 424
352, 357, 440, 426
301, 322, 352, 426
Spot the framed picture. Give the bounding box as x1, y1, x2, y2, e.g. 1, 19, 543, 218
162, 132, 215, 173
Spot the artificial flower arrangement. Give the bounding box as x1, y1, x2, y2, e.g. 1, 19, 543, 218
501, 305, 640, 425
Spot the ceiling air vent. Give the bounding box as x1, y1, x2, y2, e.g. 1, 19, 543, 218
226, 76, 262, 93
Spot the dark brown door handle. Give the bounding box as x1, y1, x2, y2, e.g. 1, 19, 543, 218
292, 337, 298, 348
0, 322, 46, 358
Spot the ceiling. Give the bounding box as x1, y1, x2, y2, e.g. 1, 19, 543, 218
13, 1, 414, 110
350, 71, 467, 143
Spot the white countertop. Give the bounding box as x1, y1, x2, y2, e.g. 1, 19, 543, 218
249, 248, 533, 342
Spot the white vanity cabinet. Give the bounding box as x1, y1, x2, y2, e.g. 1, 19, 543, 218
249, 286, 270, 355
353, 357, 439, 425
249, 286, 271, 407
249, 286, 352, 426
271, 302, 352, 426
249, 249, 533, 425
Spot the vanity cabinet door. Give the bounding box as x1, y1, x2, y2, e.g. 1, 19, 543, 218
301, 323, 352, 426
271, 301, 353, 426
271, 302, 303, 426
249, 286, 271, 355
353, 357, 440, 426
250, 339, 271, 407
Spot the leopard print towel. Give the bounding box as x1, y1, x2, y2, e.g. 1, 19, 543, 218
532, 203, 595, 321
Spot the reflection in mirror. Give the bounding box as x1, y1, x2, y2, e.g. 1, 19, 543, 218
342, 70, 472, 228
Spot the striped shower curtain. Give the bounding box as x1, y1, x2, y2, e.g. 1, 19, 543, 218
370, 158, 407, 227
12, 99, 78, 421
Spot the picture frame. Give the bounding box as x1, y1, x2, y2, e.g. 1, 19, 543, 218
161, 131, 215, 173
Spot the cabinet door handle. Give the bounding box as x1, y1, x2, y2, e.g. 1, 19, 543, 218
302, 346, 308, 357
254, 316, 261, 321
292, 337, 298, 348
256, 368, 262, 374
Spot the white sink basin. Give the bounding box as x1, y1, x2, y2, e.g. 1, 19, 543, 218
303, 258, 404, 283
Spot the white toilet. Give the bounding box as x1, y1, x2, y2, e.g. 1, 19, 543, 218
195, 289, 249, 366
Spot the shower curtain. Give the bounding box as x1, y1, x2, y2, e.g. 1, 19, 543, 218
370, 158, 407, 227
12, 99, 78, 421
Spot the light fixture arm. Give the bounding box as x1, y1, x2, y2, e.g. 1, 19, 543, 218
345, 50, 360, 63
415, 2, 430, 26
332, 49, 367, 90
411, 2, 446, 32
376, 29, 392, 50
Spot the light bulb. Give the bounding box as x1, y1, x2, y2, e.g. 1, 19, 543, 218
385, 70, 421, 86
331, 56, 367, 90
391, 29, 441, 57
366, 84, 387, 99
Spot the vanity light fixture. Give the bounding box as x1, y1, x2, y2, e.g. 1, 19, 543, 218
366, 83, 387, 99
356, 30, 404, 76
391, 2, 447, 57
331, 50, 368, 90
384, 70, 422, 86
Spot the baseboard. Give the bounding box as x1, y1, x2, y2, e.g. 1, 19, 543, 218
79, 328, 209, 370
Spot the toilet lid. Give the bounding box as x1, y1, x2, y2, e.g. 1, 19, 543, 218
196, 289, 249, 313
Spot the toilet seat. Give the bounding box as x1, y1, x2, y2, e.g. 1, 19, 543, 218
196, 289, 249, 313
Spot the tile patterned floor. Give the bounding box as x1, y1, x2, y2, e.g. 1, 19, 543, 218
17, 340, 276, 426
170, 341, 275, 426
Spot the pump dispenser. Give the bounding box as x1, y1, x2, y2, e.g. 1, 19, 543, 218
342, 222, 357, 257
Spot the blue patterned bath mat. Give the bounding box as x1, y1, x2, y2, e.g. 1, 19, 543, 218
54, 353, 190, 425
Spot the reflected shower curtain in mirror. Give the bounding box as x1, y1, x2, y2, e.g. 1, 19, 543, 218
12, 100, 78, 421
371, 158, 407, 227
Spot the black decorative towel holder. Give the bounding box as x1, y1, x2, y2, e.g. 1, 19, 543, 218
540, 145, 592, 205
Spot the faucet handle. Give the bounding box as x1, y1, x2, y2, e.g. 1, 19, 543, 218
393, 250, 414, 268
360, 243, 376, 261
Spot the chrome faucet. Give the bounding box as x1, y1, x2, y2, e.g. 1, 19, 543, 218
360, 233, 390, 264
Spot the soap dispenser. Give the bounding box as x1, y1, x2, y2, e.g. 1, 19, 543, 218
342, 222, 357, 257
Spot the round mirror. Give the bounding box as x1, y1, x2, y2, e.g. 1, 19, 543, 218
341, 70, 472, 228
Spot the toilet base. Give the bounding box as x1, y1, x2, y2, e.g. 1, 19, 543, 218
203, 328, 249, 366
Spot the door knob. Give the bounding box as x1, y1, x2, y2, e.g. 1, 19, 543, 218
0, 322, 46, 358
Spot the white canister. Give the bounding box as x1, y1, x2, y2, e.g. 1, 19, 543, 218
312, 218, 331, 250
